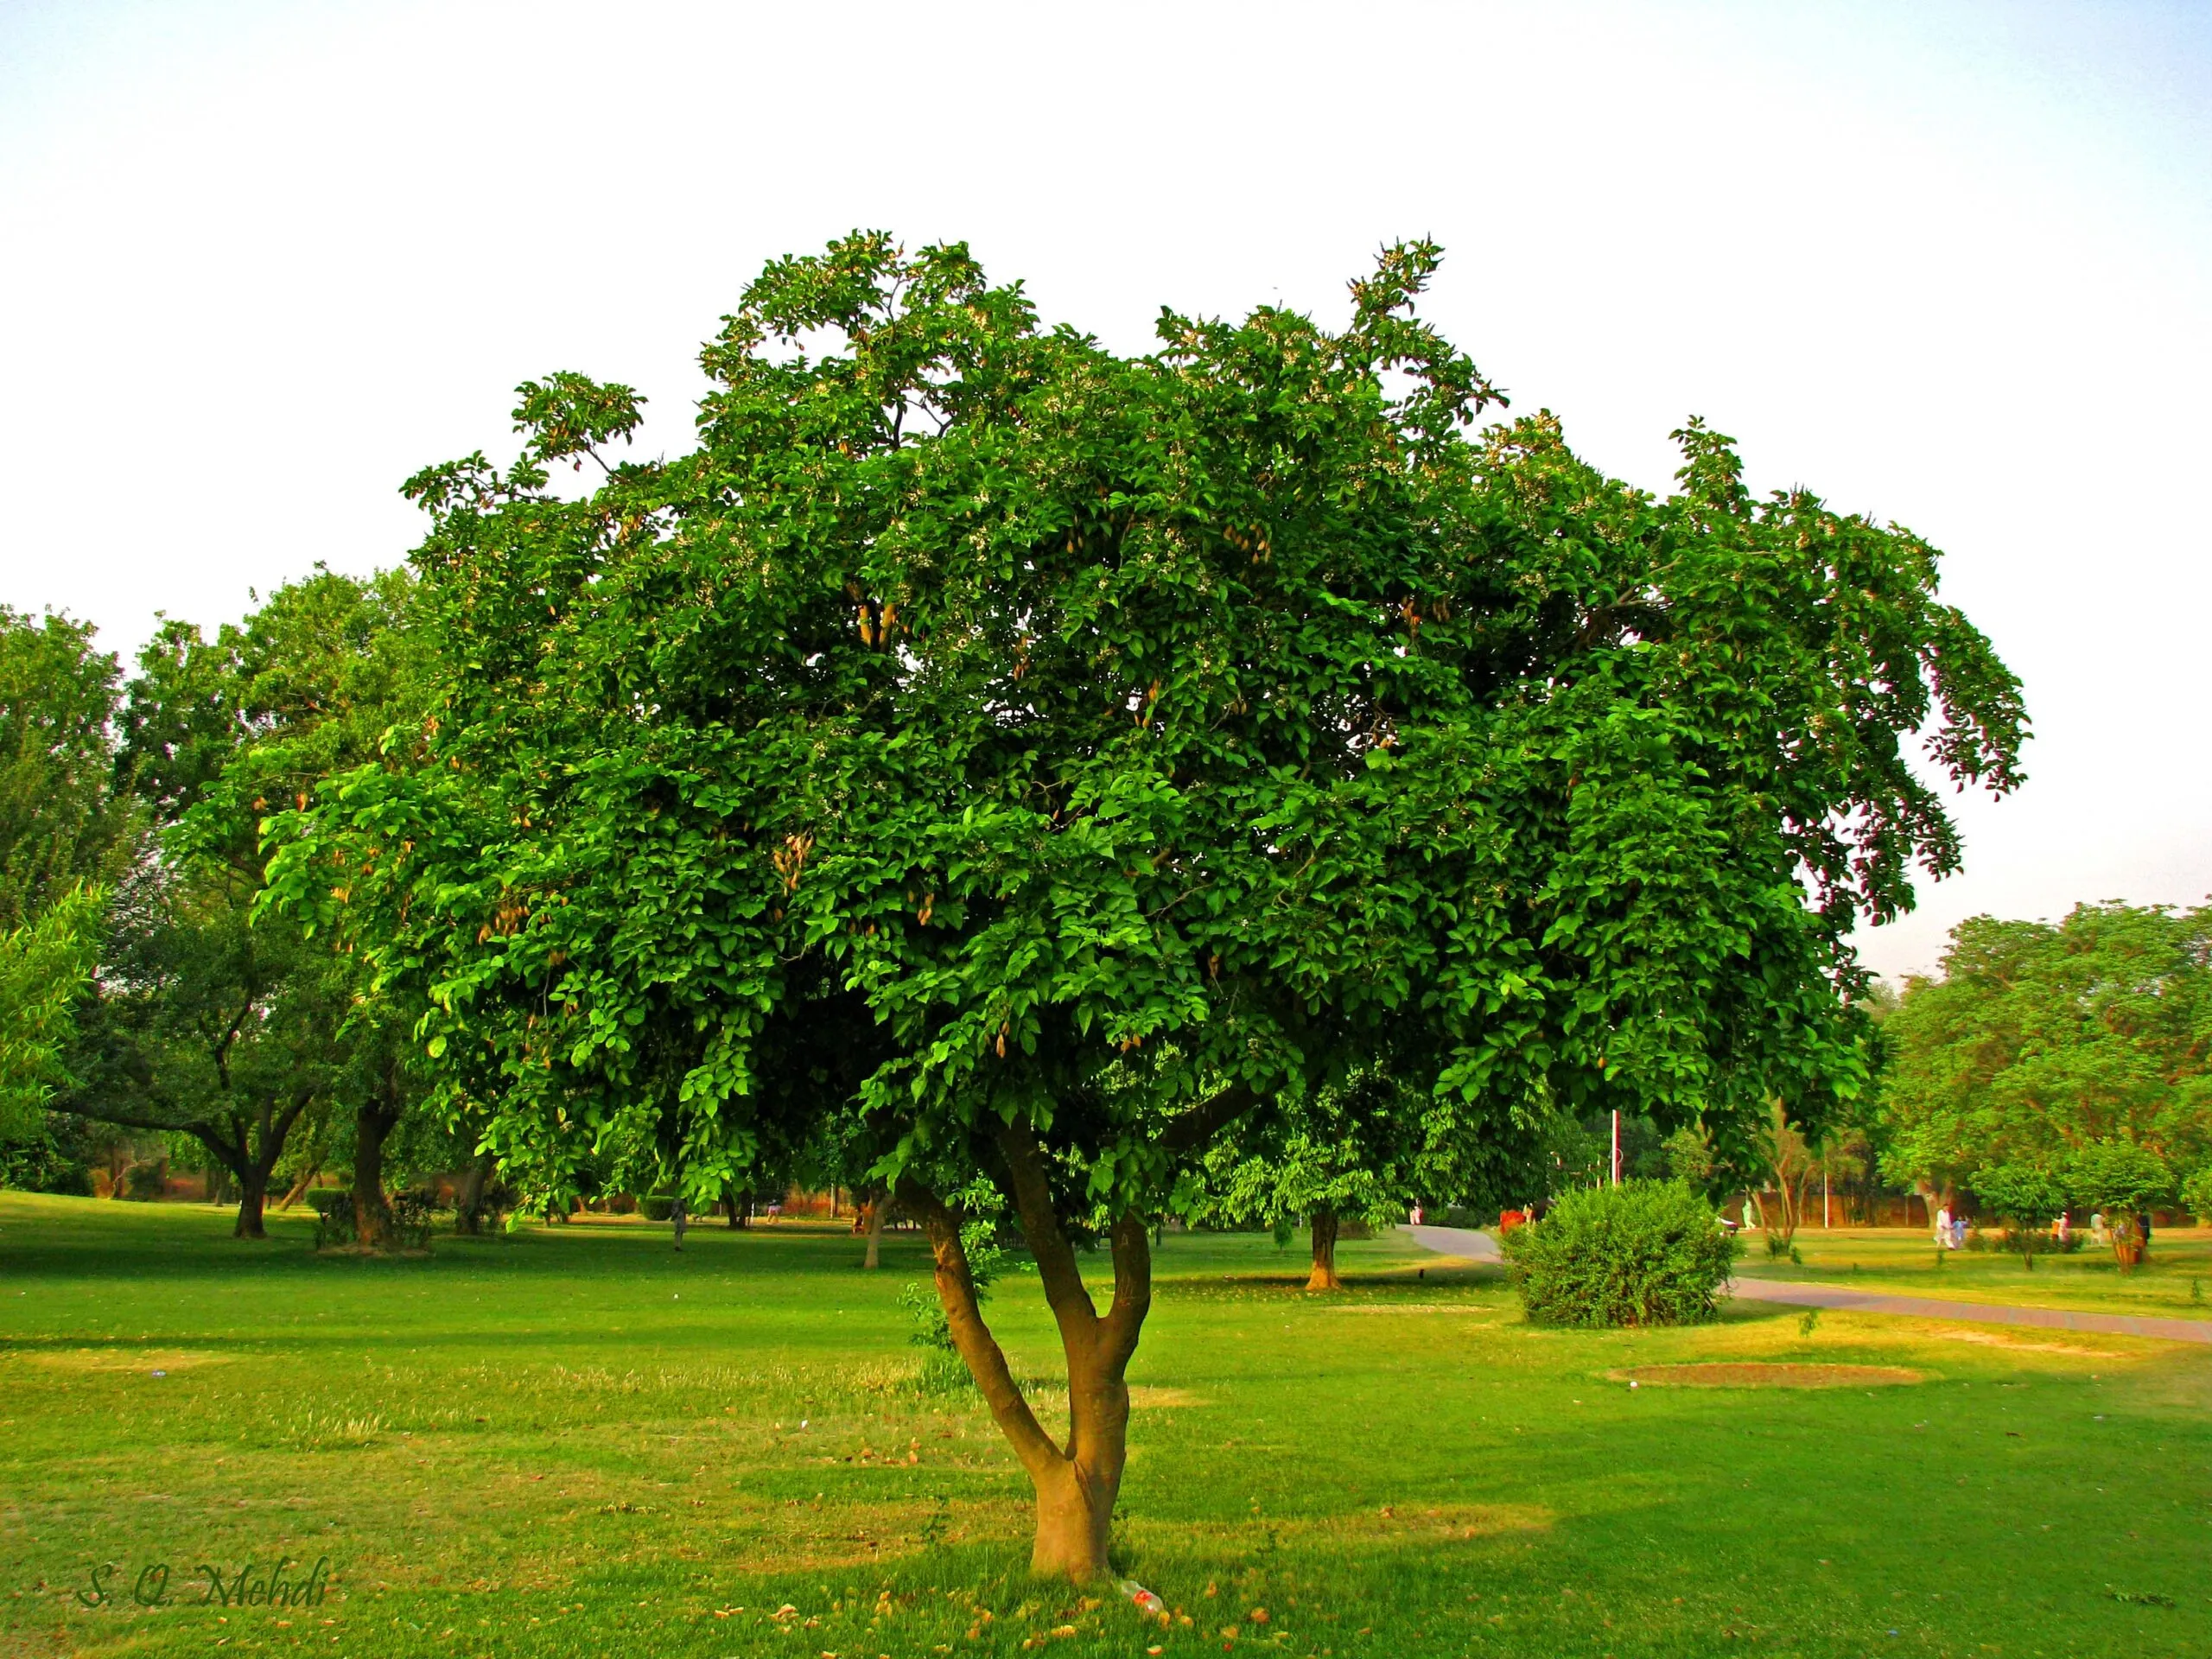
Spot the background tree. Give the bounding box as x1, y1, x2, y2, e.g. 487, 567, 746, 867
0, 887, 106, 1141
65, 569, 422, 1238
1970, 1161, 2066, 1268
0, 607, 141, 931
2179, 1163, 2212, 1227
1196, 1067, 1478, 1289
0, 607, 141, 1176
2066, 1140, 2171, 1272
1880, 906, 2212, 1207
1748, 1100, 1821, 1255
273, 234, 2024, 1581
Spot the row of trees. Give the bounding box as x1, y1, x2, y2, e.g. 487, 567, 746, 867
5, 233, 2028, 1579
1875, 902, 2212, 1263
0, 578, 491, 1245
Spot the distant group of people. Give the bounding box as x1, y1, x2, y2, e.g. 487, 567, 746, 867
1932, 1205, 2146, 1250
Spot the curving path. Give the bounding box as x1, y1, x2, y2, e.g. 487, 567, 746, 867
1726, 1276, 2212, 1345
1397, 1225, 2212, 1345
1399, 1223, 1502, 1262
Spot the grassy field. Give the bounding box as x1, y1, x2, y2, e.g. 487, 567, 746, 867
1735, 1224, 2212, 1321
3, 1194, 2210, 1659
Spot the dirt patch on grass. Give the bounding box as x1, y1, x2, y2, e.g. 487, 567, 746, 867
21, 1347, 230, 1374
1611, 1363, 1923, 1389
1929, 1330, 2107, 1357
1321, 1303, 1498, 1316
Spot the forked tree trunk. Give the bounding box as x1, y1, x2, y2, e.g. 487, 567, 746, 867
899, 1125, 1150, 1583
2112, 1213, 2145, 1273
725, 1186, 746, 1229
1306, 1208, 1342, 1290
234, 1166, 270, 1239
231, 1093, 313, 1243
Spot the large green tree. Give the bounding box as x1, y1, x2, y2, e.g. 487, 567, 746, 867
0, 608, 141, 931
272, 234, 2024, 1579
0, 887, 106, 1141
69, 569, 424, 1239
1880, 904, 2212, 1204
0, 608, 139, 1158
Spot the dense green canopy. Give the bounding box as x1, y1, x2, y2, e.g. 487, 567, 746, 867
1880, 903, 2212, 1194
270, 233, 2024, 1577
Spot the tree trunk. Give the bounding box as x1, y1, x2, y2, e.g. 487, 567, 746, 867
454, 1151, 496, 1235
1306, 1208, 1342, 1290
2112, 1213, 2145, 1273
277, 1158, 321, 1211
352, 1098, 399, 1251
234, 1166, 269, 1239
862, 1191, 887, 1269
726, 1186, 746, 1229
899, 1127, 1148, 1585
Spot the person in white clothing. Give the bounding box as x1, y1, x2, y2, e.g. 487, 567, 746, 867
1935, 1204, 1954, 1248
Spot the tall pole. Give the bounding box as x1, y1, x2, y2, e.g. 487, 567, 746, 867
1611, 1110, 1621, 1186
1823, 1168, 1831, 1229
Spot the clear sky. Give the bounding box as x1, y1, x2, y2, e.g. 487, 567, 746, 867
2, 0, 2206, 984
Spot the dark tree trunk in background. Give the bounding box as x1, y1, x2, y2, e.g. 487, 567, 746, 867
725, 1186, 747, 1228
352, 1096, 401, 1250
277, 1158, 321, 1209
234, 1165, 270, 1239
454, 1151, 497, 1235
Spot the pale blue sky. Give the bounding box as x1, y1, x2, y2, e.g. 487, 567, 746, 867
2, 0, 2206, 983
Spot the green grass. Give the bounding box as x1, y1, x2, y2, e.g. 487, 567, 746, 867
1738, 1224, 2212, 1320
3, 1193, 2210, 1659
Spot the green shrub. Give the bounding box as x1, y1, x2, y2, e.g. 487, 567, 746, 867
899, 1219, 1007, 1394
642, 1194, 677, 1222
121, 1161, 168, 1201
1971, 1162, 2066, 1268
2069, 1141, 2171, 1271
2181, 1166, 2212, 1227
1501, 1180, 1738, 1327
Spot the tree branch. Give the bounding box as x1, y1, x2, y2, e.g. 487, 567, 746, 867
995, 1118, 1102, 1361
1160, 1080, 1262, 1161
69, 1103, 245, 1178
1099, 1208, 1151, 1368
894, 1177, 1061, 1475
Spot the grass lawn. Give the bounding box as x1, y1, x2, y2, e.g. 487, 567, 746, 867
1736, 1224, 2212, 1322
4, 1194, 2210, 1659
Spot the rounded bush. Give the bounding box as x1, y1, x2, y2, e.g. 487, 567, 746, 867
1502, 1179, 1739, 1327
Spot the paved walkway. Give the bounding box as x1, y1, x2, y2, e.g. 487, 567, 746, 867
1727, 1276, 2212, 1345
1400, 1223, 1501, 1262
1399, 1226, 2212, 1345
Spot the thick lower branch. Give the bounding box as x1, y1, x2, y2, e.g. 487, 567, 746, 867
895, 1179, 1059, 1478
